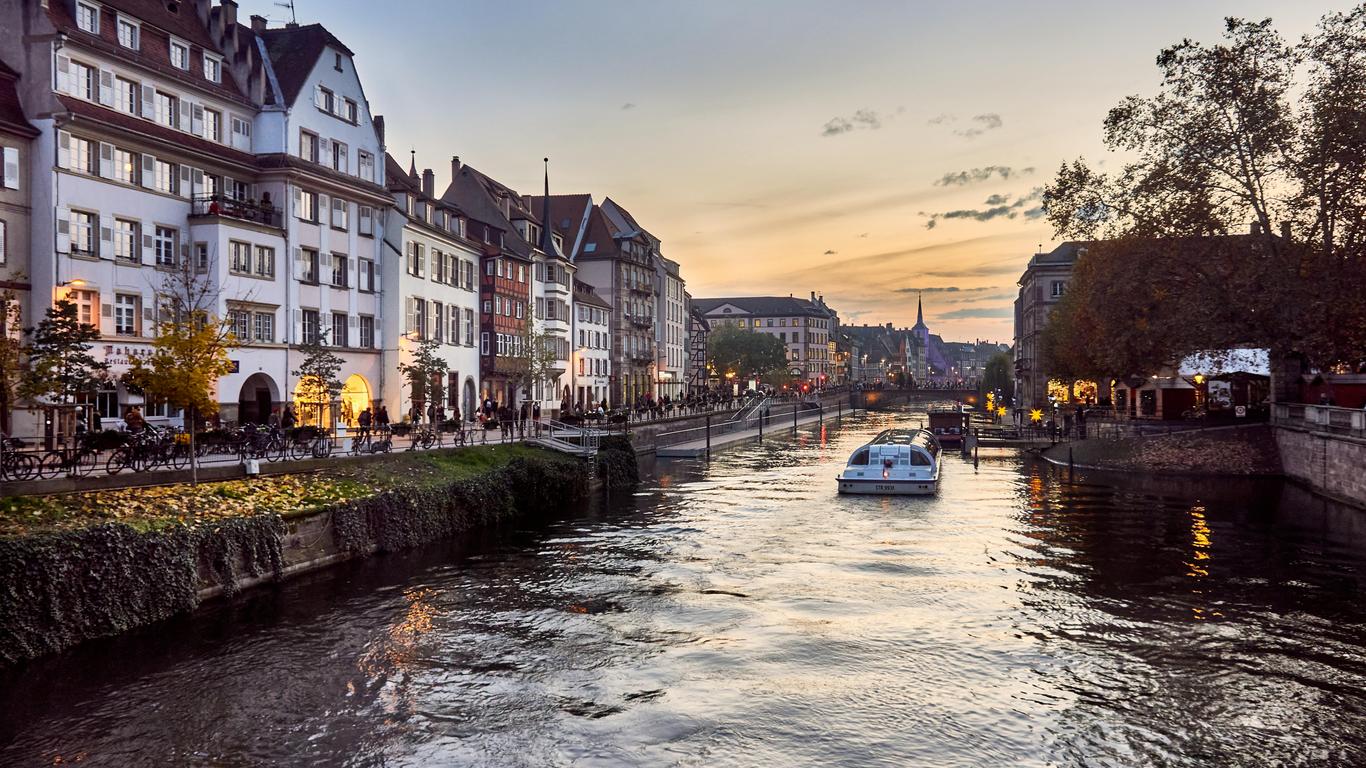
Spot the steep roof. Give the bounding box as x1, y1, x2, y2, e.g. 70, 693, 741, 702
525, 193, 592, 257
573, 279, 612, 310
258, 23, 354, 106
693, 296, 833, 318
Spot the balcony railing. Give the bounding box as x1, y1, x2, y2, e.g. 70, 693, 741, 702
190, 194, 283, 229
627, 313, 653, 329
628, 281, 655, 295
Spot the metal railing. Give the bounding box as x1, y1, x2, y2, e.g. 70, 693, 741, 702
653, 396, 839, 450
190, 194, 283, 228
535, 418, 602, 456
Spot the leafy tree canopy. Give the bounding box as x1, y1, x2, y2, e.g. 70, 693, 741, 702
19, 298, 108, 405
707, 325, 789, 383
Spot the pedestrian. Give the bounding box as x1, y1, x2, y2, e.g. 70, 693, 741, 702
358, 406, 372, 441
124, 405, 146, 433
376, 405, 390, 428
281, 404, 296, 431
268, 408, 281, 429
532, 402, 542, 436
519, 401, 530, 436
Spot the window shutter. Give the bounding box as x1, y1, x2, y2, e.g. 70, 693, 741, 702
178, 165, 191, 197
191, 168, 204, 195
180, 243, 190, 263
405, 297, 415, 335
142, 229, 154, 264
292, 309, 301, 343
320, 252, 332, 271
318, 137, 330, 160
98, 68, 114, 106
349, 315, 357, 328
141, 154, 155, 189
141, 84, 155, 119
99, 215, 113, 255
292, 185, 302, 217
294, 247, 304, 279
178, 99, 191, 132
426, 300, 436, 339
57, 130, 71, 170
3, 147, 19, 190
56, 208, 70, 253
98, 142, 113, 178
318, 194, 328, 215
190, 103, 204, 136
314, 85, 324, 109
101, 303, 113, 318
55, 55, 71, 94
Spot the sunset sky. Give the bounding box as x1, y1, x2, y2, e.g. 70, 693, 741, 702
238, 0, 1350, 342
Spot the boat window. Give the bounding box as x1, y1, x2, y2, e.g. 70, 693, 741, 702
911, 451, 932, 466
850, 449, 869, 466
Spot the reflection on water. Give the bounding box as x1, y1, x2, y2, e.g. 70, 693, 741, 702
3, 411, 1366, 767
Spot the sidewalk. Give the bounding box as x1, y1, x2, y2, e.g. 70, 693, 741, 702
657, 408, 831, 458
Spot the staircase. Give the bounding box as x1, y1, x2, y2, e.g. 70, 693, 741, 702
529, 419, 601, 457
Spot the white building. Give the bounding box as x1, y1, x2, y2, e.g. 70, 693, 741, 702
655, 256, 686, 399
382, 153, 481, 422
572, 279, 611, 409
253, 19, 389, 428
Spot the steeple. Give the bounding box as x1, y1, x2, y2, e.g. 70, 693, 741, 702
408, 149, 418, 181
539, 157, 556, 258
912, 292, 928, 331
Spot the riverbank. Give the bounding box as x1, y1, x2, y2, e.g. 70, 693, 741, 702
0, 442, 631, 666
1040, 424, 1282, 476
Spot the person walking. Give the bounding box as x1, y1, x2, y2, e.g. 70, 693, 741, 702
532, 402, 542, 436
376, 405, 390, 428
281, 404, 296, 431
124, 406, 146, 433
357, 407, 372, 445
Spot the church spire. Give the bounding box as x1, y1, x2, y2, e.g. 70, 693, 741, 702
408, 149, 418, 181
917, 292, 924, 326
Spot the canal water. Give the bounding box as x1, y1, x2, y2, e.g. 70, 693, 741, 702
4, 411, 1366, 767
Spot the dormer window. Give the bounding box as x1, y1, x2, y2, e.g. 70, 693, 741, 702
170, 39, 190, 70
203, 54, 222, 84
117, 16, 140, 49
76, 2, 99, 34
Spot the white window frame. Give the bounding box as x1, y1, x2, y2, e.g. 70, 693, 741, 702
203, 53, 222, 83
76, 2, 100, 34
154, 226, 178, 267
113, 218, 138, 262
114, 293, 140, 336
169, 38, 190, 70
117, 15, 140, 50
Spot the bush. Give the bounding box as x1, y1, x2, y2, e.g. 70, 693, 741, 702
597, 435, 639, 490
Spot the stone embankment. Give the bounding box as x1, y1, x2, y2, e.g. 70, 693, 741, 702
0, 440, 638, 666
1040, 425, 1282, 476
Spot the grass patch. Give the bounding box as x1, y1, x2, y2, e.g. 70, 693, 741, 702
0, 444, 568, 537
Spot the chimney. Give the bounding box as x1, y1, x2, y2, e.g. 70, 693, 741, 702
221, 0, 237, 29
250, 13, 267, 33
372, 115, 385, 147
421, 168, 435, 198
810, 291, 816, 302
451, 155, 462, 183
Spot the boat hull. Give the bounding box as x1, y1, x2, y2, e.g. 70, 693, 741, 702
837, 477, 939, 495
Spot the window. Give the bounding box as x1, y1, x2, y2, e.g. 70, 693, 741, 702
111, 147, 138, 184
344, 98, 358, 124
485, 260, 494, 276
358, 316, 374, 348
318, 87, 335, 114
113, 218, 139, 263
1051, 281, 1067, 298
433, 303, 444, 342
230, 116, 252, 150
517, 265, 525, 283
299, 131, 318, 163
254, 312, 274, 343
154, 226, 178, 266
155, 91, 179, 129
70, 210, 97, 255
358, 151, 374, 182
228, 309, 250, 341
301, 248, 319, 283
481, 332, 489, 355
170, 40, 189, 70
331, 141, 348, 173
330, 197, 348, 230
359, 259, 375, 292
195, 242, 209, 271
114, 77, 140, 115
76, 2, 100, 33
115, 294, 140, 336
448, 304, 460, 344
254, 246, 275, 278
70, 289, 98, 328
464, 309, 474, 345
203, 108, 221, 142
358, 206, 373, 236
331, 312, 348, 347
301, 310, 320, 345
117, 17, 139, 49
69, 136, 95, 175
230, 240, 251, 273
432, 250, 445, 284
203, 54, 221, 83
298, 189, 318, 222
331, 254, 348, 287
407, 242, 425, 277
412, 298, 427, 339
482, 299, 491, 314
154, 159, 177, 194
0, 220, 5, 266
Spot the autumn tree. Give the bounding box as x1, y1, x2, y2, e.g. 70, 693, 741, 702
707, 325, 789, 384
292, 332, 344, 429
20, 298, 107, 407
1042, 10, 1366, 374
396, 335, 447, 419
981, 351, 1014, 403
0, 290, 23, 434
505, 320, 562, 413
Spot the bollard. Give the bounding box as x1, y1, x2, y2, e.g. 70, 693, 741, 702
705, 413, 712, 458
1068, 445, 1075, 481
759, 407, 764, 441
793, 403, 798, 433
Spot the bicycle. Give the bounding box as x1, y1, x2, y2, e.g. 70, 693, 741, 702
0, 435, 39, 481
288, 428, 333, 461
36, 436, 100, 479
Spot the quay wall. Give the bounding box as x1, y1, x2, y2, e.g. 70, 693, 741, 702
0, 443, 638, 666
1275, 426, 1366, 510
627, 392, 851, 453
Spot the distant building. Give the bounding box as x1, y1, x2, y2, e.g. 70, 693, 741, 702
571, 279, 611, 408
692, 294, 838, 384
0, 57, 37, 436
686, 296, 709, 391
1013, 242, 1090, 408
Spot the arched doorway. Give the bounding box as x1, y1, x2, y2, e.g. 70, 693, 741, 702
463, 378, 477, 424
339, 374, 371, 427
237, 373, 279, 426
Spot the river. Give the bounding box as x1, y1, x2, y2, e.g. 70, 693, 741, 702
3, 410, 1366, 767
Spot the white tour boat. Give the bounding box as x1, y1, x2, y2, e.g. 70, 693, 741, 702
836, 428, 942, 495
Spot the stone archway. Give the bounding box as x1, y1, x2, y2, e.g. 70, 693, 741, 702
237, 372, 279, 426
339, 374, 371, 427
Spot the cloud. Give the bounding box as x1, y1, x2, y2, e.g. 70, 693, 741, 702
857, 232, 869, 238
894, 286, 998, 295
934, 166, 1031, 186
936, 306, 1015, 319
824, 249, 838, 256
922, 187, 1044, 229
821, 108, 889, 137
621, 102, 636, 110
955, 113, 1004, 139
927, 113, 955, 125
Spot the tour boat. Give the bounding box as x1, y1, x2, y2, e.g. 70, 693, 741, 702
836, 428, 942, 495
927, 405, 969, 449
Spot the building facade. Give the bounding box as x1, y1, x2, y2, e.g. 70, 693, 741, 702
571, 279, 610, 409
692, 295, 839, 385
1013, 242, 1087, 408
0, 58, 38, 435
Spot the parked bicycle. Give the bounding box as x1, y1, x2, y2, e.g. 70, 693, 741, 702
0, 435, 38, 481
36, 434, 100, 479
288, 427, 333, 461
350, 425, 393, 455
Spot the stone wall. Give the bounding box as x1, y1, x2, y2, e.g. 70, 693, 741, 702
1275, 426, 1366, 508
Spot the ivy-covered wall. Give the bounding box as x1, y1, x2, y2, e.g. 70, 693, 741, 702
0, 454, 591, 666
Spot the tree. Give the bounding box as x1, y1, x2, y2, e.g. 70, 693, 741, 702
707, 325, 788, 384
981, 351, 1014, 403
292, 332, 344, 428
126, 255, 239, 483
0, 290, 23, 435
505, 320, 561, 414
19, 298, 107, 407
1042, 10, 1366, 371
396, 335, 447, 419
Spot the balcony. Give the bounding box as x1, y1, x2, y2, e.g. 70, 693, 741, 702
627, 313, 653, 329
190, 194, 283, 229
628, 351, 655, 365
628, 281, 655, 295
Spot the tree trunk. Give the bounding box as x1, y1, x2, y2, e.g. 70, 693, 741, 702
189, 404, 198, 486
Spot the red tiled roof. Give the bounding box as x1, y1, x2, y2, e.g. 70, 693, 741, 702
58, 94, 257, 168
48, 0, 252, 104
